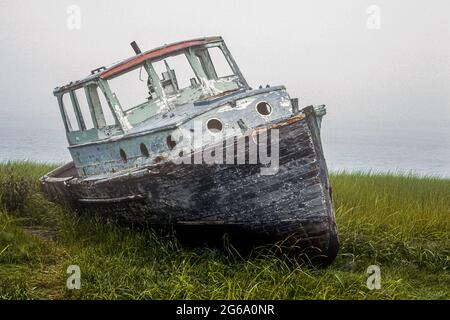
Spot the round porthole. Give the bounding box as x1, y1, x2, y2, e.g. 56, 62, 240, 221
207, 118, 223, 133
119, 148, 127, 162
140, 143, 149, 158
256, 101, 272, 116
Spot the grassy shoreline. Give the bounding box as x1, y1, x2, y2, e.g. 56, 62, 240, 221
0, 161, 449, 299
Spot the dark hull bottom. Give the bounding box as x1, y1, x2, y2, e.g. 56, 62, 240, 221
175, 222, 338, 265
41, 107, 339, 265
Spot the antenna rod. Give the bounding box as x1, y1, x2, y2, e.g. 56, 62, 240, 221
130, 41, 142, 55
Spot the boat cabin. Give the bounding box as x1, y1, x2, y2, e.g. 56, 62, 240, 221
53, 36, 295, 177
54, 36, 249, 146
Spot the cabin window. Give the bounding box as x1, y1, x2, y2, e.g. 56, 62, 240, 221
140, 143, 149, 158
62, 93, 80, 132
152, 54, 198, 95
206, 47, 234, 79
95, 87, 116, 126
166, 135, 177, 150
107, 66, 152, 111
119, 148, 127, 162
61, 86, 117, 133
73, 88, 94, 130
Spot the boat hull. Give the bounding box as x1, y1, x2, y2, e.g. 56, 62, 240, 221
41, 106, 339, 264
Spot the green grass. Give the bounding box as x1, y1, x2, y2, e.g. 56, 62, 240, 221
0, 161, 448, 299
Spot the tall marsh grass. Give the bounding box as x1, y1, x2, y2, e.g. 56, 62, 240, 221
0, 162, 448, 299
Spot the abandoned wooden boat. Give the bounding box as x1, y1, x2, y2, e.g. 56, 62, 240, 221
40, 36, 339, 264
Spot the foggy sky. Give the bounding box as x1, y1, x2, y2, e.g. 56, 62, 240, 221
0, 0, 449, 140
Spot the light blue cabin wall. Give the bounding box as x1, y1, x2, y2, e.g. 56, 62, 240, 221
69, 88, 293, 177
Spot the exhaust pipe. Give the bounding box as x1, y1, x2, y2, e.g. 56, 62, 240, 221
130, 41, 142, 55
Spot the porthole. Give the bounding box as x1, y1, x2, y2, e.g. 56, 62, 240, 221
119, 148, 127, 162
256, 101, 272, 116
140, 143, 149, 158
167, 135, 177, 150
207, 118, 223, 133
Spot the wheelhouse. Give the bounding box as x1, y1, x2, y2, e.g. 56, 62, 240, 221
54, 37, 249, 146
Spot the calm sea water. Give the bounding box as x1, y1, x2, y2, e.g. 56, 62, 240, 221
0, 121, 449, 178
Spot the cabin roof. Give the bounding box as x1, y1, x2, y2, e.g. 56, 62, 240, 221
54, 36, 223, 95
